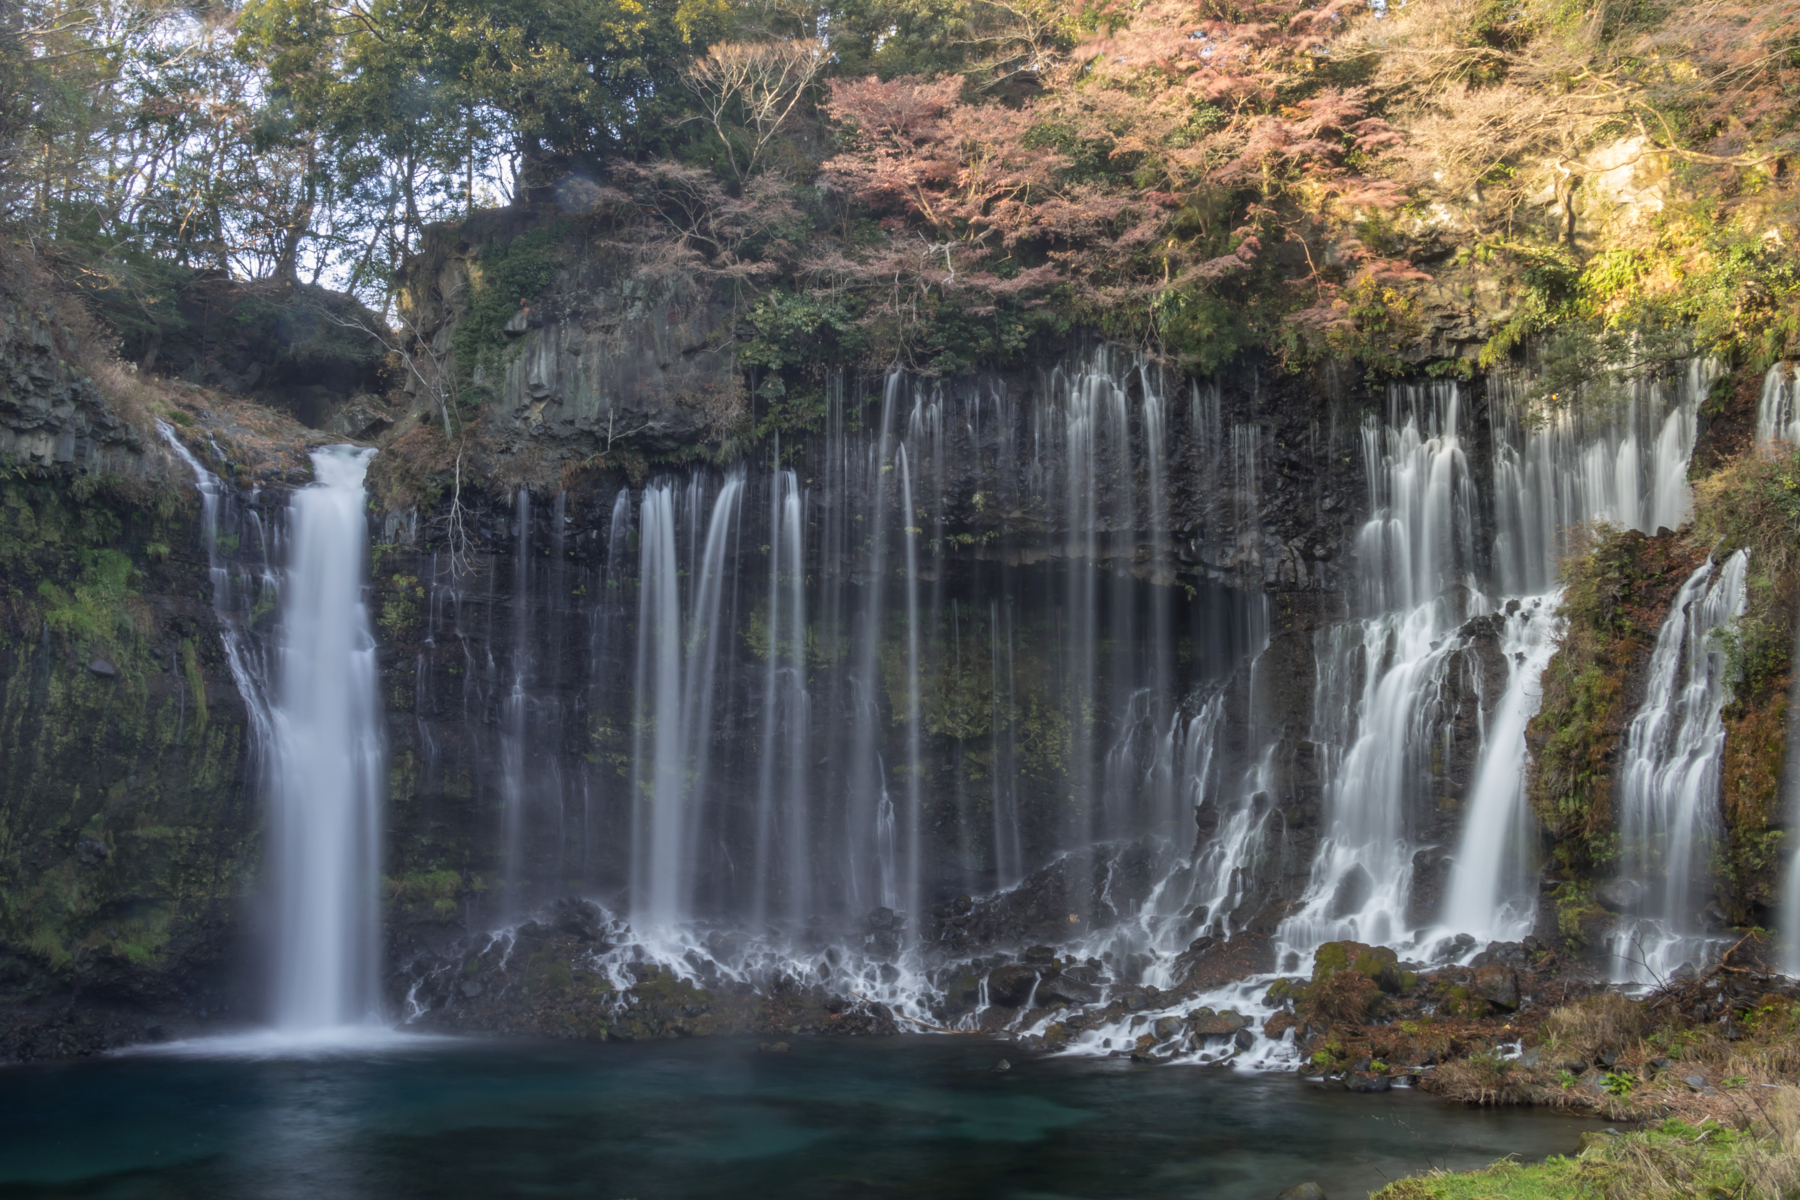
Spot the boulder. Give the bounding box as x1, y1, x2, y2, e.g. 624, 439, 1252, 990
1595, 878, 1647, 914
1152, 1016, 1185, 1042
1275, 1185, 1327, 1200
1470, 963, 1519, 1009
1429, 932, 1477, 962
1187, 1008, 1251, 1037
1036, 973, 1101, 1007
985, 965, 1040, 1008
1345, 1071, 1392, 1093
1312, 941, 1404, 993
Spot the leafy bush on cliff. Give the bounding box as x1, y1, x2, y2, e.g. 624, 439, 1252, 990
1527, 526, 1704, 876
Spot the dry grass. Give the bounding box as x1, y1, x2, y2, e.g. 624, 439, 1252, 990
1538, 992, 1649, 1063
1305, 970, 1382, 1024
1430, 1050, 1541, 1108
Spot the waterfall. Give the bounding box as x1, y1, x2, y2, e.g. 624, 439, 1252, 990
1250, 362, 1713, 963
1440, 596, 1563, 942
163, 430, 384, 1031
501, 488, 530, 911
157, 426, 274, 762
1489, 363, 1713, 595
1608, 551, 1749, 984
1758, 363, 1799, 446
266, 447, 385, 1030
1276, 383, 1478, 957
897, 444, 924, 929
752, 466, 810, 922
630, 474, 745, 927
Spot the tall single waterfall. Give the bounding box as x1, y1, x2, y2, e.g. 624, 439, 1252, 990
165, 431, 384, 1032
1608, 551, 1748, 983
269, 447, 384, 1029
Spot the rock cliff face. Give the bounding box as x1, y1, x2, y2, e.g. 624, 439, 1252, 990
0, 225, 1531, 1054
395, 210, 745, 467
0, 289, 268, 1056
0, 291, 142, 474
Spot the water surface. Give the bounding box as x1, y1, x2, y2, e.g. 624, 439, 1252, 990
0, 1035, 1596, 1199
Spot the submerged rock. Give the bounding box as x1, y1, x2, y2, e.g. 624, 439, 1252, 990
1275, 1184, 1327, 1200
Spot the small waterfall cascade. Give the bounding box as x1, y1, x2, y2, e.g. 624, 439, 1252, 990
1608, 551, 1749, 984
1489, 362, 1714, 595
1758, 363, 1799, 446
1275, 382, 1482, 958
1240, 361, 1714, 965
1430, 361, 1718, 943
157, 425, 275, 756
269, 446, 384, 1030
1439, 594, 1563, 943
1782, 619, 1800, 976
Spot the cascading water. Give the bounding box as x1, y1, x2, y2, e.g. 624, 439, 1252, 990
387, 336, 1745, 1055
1758, 362, 1800, 975
1608, 552, 1748, 984
1275, 383, 1481, 959
268, 447, 384, 1030
1439, 595, 1562, 943
164, 430, 385, 1033
1253, 361, 1716, 967
1758, 362, 1799, 447
631, 473, 745, 928
1489, 363, 1712, 596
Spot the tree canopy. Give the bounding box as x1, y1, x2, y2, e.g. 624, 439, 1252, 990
5, 0, 1800, 382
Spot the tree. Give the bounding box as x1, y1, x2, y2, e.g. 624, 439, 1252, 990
684, 39, 829, 180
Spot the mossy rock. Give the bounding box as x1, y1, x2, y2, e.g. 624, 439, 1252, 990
1311, 941, 1405, 993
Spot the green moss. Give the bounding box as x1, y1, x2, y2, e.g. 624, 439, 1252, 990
1526, 526, 1697, 874
378, 574, 423, 638
386, 869, 463, 917
0, 469, 252, 998
450, 222, 570, 401
180, 639, 207, 735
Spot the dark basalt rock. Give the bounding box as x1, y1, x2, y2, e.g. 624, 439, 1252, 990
984, 965, 1041, 1008
1187, 1008, 1252, 1037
